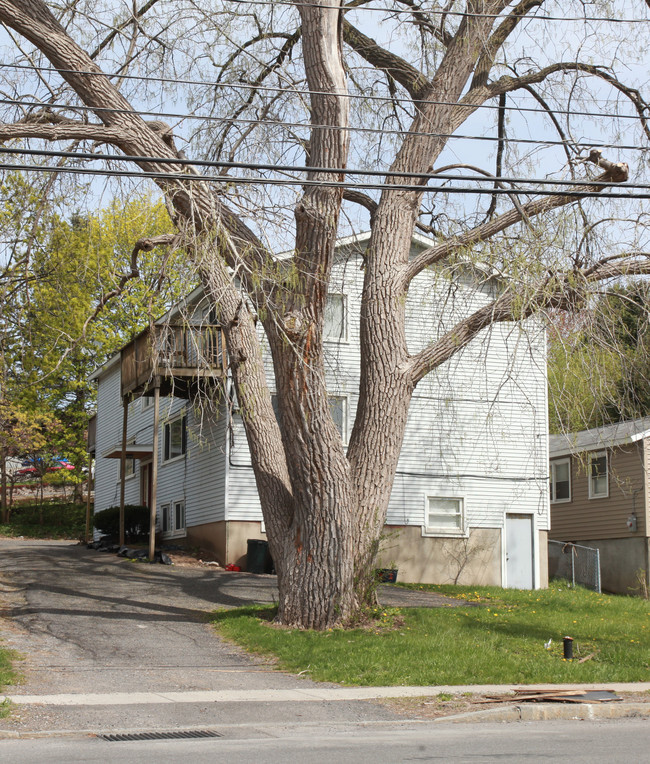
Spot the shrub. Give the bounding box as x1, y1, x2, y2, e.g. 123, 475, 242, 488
94, 505, 150, 540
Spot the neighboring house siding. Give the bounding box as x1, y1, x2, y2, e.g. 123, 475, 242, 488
551, 443, 646, 541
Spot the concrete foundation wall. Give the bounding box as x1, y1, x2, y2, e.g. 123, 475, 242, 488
376, 526, 502, 585
567, 537, 650, 594
185, 521, 227, 565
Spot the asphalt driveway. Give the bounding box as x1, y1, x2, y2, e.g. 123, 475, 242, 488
0, 538, 456, 733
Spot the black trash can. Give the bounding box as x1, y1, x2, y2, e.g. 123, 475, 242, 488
247, 538, 272, 574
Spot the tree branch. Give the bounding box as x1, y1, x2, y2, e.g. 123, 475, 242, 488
404, 150, 629, 284
342, 19, 432, 101
407, 252, 650, 385
470, 0, 544, 90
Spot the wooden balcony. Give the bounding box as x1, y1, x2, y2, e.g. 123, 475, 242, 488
121, 324, 227, 399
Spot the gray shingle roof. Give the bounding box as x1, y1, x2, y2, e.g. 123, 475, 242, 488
549, 416, 650, 457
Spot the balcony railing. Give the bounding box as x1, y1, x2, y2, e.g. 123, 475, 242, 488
121, 324, 227, 398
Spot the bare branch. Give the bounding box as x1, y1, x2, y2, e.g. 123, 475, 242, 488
404, 151, 629, 284
470, 0, 544, 90
408, 252, 650, 385
0, 120, 126, 144
342, 19, 432, 101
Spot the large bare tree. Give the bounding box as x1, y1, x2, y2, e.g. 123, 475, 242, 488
0, 0, 648, 628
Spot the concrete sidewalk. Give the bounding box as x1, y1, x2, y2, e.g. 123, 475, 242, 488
3, 682, 650, 706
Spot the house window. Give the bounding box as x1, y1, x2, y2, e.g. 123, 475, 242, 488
324, 293, 347, 341
163, 414, 187, 462
550, 458, 571, 503
120, 455, 135, 479
161, 500, 186, 537
142, 396, 153, 410
328, 395, 347, 441
425, 496, 465, 536
589, 450, 608, 498
271, 394, 347, 442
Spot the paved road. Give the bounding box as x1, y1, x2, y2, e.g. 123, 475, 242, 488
1, 718, 649, 763
0, 538, 401, 732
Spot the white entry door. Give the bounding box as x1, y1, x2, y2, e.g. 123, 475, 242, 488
505, 513, 534, 589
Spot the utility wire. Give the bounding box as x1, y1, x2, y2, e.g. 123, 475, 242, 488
205, 0, 649, 23
225, 0, 649, 23
3, 160, 650, 200
1, 144, 646, 191
0, 97, 646, 153
1, 64, 646, 122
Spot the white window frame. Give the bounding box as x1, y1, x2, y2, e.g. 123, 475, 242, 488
162, 413, 187, 463
588, 450, 609, 499
550, 457, 571, 503
423, 495, 466, 537
160, 499, 186, 539
324, 293, 348, 342
141, 396, 153, 410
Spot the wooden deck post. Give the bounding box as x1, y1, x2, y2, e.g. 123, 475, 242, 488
149, 378, 160, 561
85, 451, 92, 543
119, 396, 128, 547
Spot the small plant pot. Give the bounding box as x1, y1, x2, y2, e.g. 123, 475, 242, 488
375, 568, 398, 583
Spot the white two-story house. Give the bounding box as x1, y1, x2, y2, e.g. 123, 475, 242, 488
89, 233, 550, 588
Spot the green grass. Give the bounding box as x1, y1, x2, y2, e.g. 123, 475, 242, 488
0, 502, 87, 539
211, 583, 650, 685
0, 647, 19, 702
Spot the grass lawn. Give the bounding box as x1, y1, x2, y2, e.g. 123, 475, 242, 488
0, 502, 86, 540
211, 582, 650, 686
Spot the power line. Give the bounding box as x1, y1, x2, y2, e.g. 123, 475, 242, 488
2, 144, 647, 191
226, 0, 648, 24
0, 97, 646, 153
1, 63, 646, 123
3, 159, 650, 200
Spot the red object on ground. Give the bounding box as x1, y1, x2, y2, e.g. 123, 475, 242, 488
224, 563, 242, 571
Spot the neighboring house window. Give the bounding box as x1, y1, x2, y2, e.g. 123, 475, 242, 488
550, 458, 571, 503
142, 396, 153, 410
161, 500, 186, 537
589, 450, 608, 498
324, 293, 347, 341
163, 414, 187, 462
425, 496, 464, 536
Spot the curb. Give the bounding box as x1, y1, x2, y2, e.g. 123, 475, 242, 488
435, 701, 650, 724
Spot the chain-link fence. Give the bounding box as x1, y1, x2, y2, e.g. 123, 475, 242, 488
548, 540, 601, 593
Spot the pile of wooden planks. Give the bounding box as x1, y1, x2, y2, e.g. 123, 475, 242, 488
479, 688, 621, 704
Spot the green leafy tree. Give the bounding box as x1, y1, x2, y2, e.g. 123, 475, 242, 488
1, 192, 194, 480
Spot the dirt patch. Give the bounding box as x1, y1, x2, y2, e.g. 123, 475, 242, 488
164, 548, 223, 570
381, 691, 650, 720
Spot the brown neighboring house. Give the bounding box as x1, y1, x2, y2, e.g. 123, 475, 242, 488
549, 417, 650, 594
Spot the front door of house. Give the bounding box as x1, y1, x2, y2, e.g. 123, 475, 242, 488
505, 513, 534, 589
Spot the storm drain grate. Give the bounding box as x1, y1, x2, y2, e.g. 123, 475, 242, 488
100, 730, 223, 742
